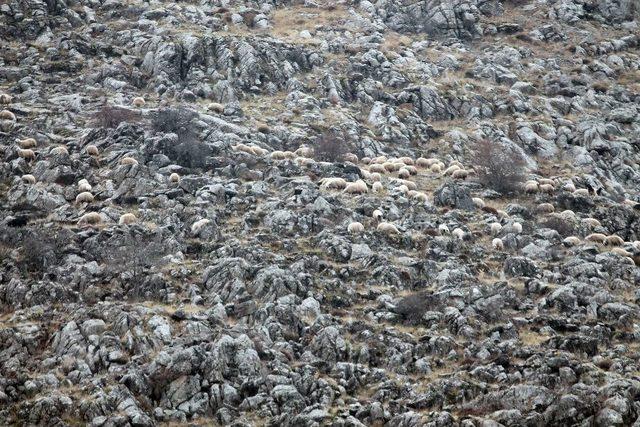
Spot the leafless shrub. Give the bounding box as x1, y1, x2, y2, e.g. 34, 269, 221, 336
0, 226, 72, 274
313, 131, 349, 162
93, 106, 141, 129
472, 139, 528, 195
394, 291, 438, 324
151, 107, 198, 136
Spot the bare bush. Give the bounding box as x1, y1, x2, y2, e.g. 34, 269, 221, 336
100, 231, 167, 286
93, 106, 141, 129
151, 107, 198, 136
151, 108, 212, 168
394, 291, 439, 324
0, 226, 72, 274
313, 131, 349, 162
472, 139, 528, 194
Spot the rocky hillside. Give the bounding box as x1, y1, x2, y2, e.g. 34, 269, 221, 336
1, 0, 640, 425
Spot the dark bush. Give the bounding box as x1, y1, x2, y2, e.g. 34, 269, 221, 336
100, 231, 167, 285
539, 216, 574, 237
0, 226, 72, 274
151, 107, 198, 136
472, 139, 528, 195
93, 106, 141, 129
313, 131, 349, 162
394, 291, 438, 324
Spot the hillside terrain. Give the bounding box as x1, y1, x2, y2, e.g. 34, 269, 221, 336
1, 0, 640, 425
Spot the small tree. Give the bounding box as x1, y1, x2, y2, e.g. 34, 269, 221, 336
313, 130, 349, 162
472, 139, 528, 194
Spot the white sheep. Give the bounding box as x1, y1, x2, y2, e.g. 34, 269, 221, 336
295, 157, 315, 166
18, 138, 37, 149
394, 184, 409, 194
371, 156, 387, 164
345, 180, 368, 194
321, 177, 347, 190
443, 164, 460, 176
405, 165, 418, 175
372, 181, 384, 193
524, 182, 539, 193
169, 173, 180, 183
396, 179, 417, 190
398, 168, 411, 179
85, 145, 99, 156
0, 110, 16, 121
510, 223, 523, 234
609, 247, 632, 257
581, 218, 601, 228
208, 102, 224, 113
372, 209, 384, 221
119, 213, 137, 225
0, 94, 12, 104
75, 192, 94, 203
492, 238, 504, 250
251, 146, 268, 156
490, 222, 502, 236
120, 157, 138, 166
562, 236, 582, 246
438, 224, 450, 235
132, 97, 145, 107
283, 151, 296, 159
399, 157, 414, 165
21, 174, 36, 184
563, 182, 576, 192
51, 146, 69, 156
344, 153, 359, 163
369, 172, 382, 182
472, 197, 485, 208
452, 228, 465, 240
559, 210, 576, 220
270, 151, 287, 160
605, 235, 624, 246
383, 162, 401, 172
539, 184, 555, 194
347, 222, 365, 233
78, 212, 103, 225
78, 180, 92, 192
361, 157, 372, 164
369, 164, 386, 174
411, 192, 429, 203
538, 178, 555, 186
537, 203, 555, 214
573, 188, 590, 197
191, 219, 211, 236
452, 169, 469, 180
497, 210, 510, 219
360, 169, 371, 179
585, 233, 607, 244
18, 148, 35, 161
377, 222, 399, 234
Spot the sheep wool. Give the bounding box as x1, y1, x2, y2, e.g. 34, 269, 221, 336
372, 209, 383, 221
208, 102, 224, 113
344, 180, 368, 194
169, 173, 180, 183
191, 219, 211, 236
524, 182, 539, 193
78, 212, 102, 225
573, 188, 590, 197
347, 222, 365, 233
438, 224, 450, 235
18, 148, 35, 160
452, 228, 465, 240
539, 184, 555, 194
430, 163, 442, 173
18, 138, 36, 148
21, 174, 36, 184
398, 168, 411, 179
85, 145, 99, 156
369, 164, 386, 174
119, 213, 137, 225
377, 222, 399, 234
344, 153, 358, 163
609, 247, 632, 257
581, 217, 601, 228
270, 151, 287, 160
51, 146, 69, 155
75, 192, 94, 203
0, 110, 16, 121
321, 177, 347, 190
132, 97, 145, 107
490, 222, 502, 236
537, 203, 555, 213
120, 157, 138, 166
472, 197, 485, 208
452, 169, 469, 180
78, 181, 92, 192
562, 236, 582, 246
0, 94, 12, 104
492, 238, 504, 250
605, 235, 624, 246
372, 181, 384, 193
585, 233, 607, 243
